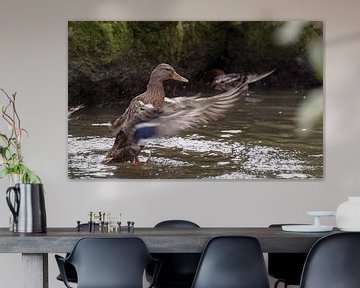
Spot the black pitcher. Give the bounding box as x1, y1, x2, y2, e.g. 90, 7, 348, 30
6, 183, 47, 233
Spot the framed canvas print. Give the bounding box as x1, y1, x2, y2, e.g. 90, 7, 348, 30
68, 21, 323, 179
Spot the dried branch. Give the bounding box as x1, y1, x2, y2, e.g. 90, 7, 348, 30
0, 88, 40, 183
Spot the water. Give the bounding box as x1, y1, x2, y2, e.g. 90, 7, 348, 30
68, 90, 323, 179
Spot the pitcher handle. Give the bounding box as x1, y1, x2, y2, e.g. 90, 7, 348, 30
6, 186, 20, 224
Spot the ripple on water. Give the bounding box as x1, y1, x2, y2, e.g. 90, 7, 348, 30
68, 136, 116, 178
68, 90, 323, 179
68, 134, 314, 179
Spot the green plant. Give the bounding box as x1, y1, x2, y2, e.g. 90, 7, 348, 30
0, 88, 41, 183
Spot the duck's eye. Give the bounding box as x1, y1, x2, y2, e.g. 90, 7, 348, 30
165, 68, 172, 72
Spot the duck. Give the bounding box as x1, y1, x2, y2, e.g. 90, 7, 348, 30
102, 63, 274, 164
211, 69, 274, 91
103, 63, 188, 163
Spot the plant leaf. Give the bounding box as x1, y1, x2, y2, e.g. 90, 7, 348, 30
0, 133, 8, 141
0, 146, 8, 158
0, 168, 9, 179
21, 128, 29, 137
28, 170, 41, 184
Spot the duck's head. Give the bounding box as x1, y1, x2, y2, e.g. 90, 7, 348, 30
150, 63, 188, 83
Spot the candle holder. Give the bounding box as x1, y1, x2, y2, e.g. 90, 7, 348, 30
282, 211, 335, 232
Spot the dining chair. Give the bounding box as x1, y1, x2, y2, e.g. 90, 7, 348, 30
268, 224, 308, 288
147, 220, 201, 288
56, 223, 99, 284
191, 236, 270, 288
300, 232, 360, 288
55, 237, 160, 288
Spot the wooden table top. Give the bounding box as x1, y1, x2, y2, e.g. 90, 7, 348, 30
0, 227, 339, 253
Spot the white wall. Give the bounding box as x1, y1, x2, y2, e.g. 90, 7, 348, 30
0, 0, 360, 287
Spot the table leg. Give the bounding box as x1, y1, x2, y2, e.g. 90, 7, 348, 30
22, 253, 48, 288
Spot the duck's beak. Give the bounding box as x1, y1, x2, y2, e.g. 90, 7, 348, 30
172, 71, 188, 83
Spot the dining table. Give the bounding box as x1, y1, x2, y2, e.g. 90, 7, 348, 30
0, 226, 339, 288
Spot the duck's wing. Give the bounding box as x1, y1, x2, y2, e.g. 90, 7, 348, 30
131, 89, 240, 144
108, 88, 240, 141
110, 93, 146, 135
246, 69, 275, 84
102, 96, 160, 164
130, 70, 275, 144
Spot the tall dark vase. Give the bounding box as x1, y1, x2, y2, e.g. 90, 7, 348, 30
6, 183, 47, 233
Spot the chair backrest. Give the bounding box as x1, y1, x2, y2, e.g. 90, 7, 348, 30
155, 219, 200, 228
191, 236, 270, 288
67, 237, 154, 288
300, 232, 360, 288
268, 224, 308, 285
151, 220, 201, 287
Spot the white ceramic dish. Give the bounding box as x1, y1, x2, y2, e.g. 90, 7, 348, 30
282, 225, 333, 233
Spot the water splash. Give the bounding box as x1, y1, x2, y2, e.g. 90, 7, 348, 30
68, 134, 314, 179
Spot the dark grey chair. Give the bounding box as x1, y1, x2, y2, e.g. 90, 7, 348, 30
56, 223, 99, 284
191, 236, 270, 288
55, 237, 160, 288
268, 224, 308, 288
147, 220, 201, 288
300, 232, 360, 288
